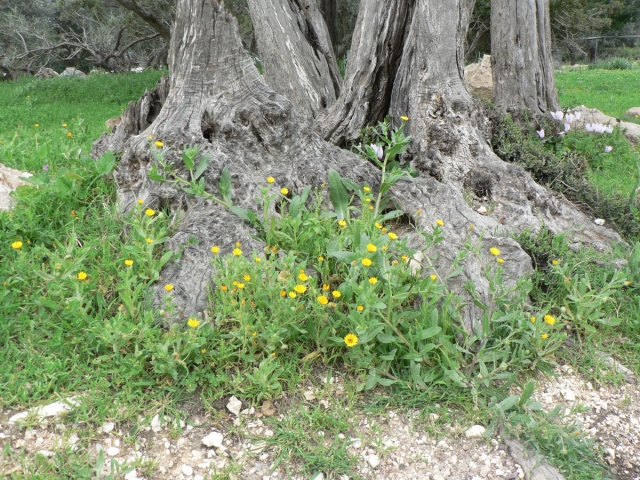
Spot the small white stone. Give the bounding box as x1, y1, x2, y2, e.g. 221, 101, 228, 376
124, 468, 138, 480
37, 450, 55, 458
562, 389, 576, 402
367, 454, 380, 468
432, 475, 445, 480
227, 396, 242, 416
194, 475, 204, 480
9, 412, 29, 423
410, 252, 424, 276
202, 431, 224, 448
477, 206, 488, 215
101, 422, 115, 433
594, 218, 605, 226
68, 433, 79, 445
303, 391, 316, 401
106, 447, 120, 456
312, 473, 325, 480
465, 425, 486, 438
182, 464, 194, 476
151, 414, 162, 432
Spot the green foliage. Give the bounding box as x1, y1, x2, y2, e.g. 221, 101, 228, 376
588, 57, 636, 70
491, 113, 640, 239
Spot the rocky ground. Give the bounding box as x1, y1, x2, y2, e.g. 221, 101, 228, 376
1, 366, 639, 480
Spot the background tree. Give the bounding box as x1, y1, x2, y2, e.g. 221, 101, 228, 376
491, 0, 560, 114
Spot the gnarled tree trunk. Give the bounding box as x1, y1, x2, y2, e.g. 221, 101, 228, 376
316, 0, 415, 146
247, 0, 342, 119
491, 0, 560, 114
92, 0, 620, 333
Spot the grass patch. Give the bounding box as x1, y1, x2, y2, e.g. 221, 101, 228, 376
556, 68, 640, 123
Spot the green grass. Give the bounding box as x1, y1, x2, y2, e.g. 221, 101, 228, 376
556, 68, 640, 124
2, 70, 637, 479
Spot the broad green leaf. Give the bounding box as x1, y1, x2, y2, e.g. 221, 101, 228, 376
495, 395, 520, 414
219, 167, 232, 204
328, 169, 349, 220
95, 151, 116, 175
378, 378, 396, 387
519, 380, 535, 407
376, 333, 395, 344
420, 326, 442, 340
193, 154, 210, 180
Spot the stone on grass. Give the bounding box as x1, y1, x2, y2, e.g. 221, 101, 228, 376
150, 414, 163, 432
594, 218, 605, 226
34, 67, 59, 79
181, 464, 193, 476
202, 431, 224, 448
9, 398, 79, 423
60, 67, 86, 78
101, 422, 115, 433
625, 107, 640, 118
124, 468, 138, 480
0, 163, 33, 211
562, 389, 576, 402
465, 425, 486, 438
226, 396, 242, 416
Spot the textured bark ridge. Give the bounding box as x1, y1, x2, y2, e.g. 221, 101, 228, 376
316, 0, 415, 146
247, 0, 342, 119
91, 0, 541, 332
491, 0, 560, 114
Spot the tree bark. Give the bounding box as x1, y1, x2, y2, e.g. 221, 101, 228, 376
491, 0, 560, 114
92, 0, 621, 334
316, 0, 415, 146
247, 0, 342, 119
317, 0, 337, 49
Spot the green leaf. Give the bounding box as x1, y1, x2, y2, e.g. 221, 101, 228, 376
182, 147, 197, 171
495, 395, 520, 414
219, 167, 232, 204
193, 154, 210, 180
148, 164, 164, 182
376, 333, 395, 344
420, 326, 442, 340
377, 378, 396, 387
328, 169, 349, 220
95, 151, 116, 176
519, 380, 535, 407
328, 251, 356, 264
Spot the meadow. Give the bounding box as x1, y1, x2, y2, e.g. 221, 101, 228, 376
0, 69, 639, 479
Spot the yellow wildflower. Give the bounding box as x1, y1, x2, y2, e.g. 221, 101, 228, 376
531, 316, 536, 323
164, 284, 174, 291
322, 284, 330, 291
375, 222, 383, 229
298, 272, 309, 281
388, 232, 398, 240
237, 283, 245, 289
430, 275, 437, 281
497, 258, 505, 264
332, 290, 342, 298
364, 186, 371, 192
267, 176, 275, 184
366, 244, 377, 252
362, 258, 372, 267
357, 305, 364, 312
280, 188, 289, 195
187, 318, 200, 328
77, 271, 88, 281
294, 284, 307, 294
146, 238, 153, 244
255, 257, 261, 262
243, 274, 251, 282
11, 241, 23, 250
400, 116, 409, 121
344, 333, 358, 347
368, 277, 378, 285
145, 208, 155, 217
280, 290, 287, 297
401, 255, 409, 262
541, 333, 549, 339
552, 259, 559, 265
232, 248, 242, 256
317, 295, 329, 305
124, 259, 134, 266
137, 199, 143, 205
67, 132, 72, 137
490, 247, 500, 256
368, 205, 374, 210
318, 256, 324, 262
155, 141, 163, 147
544, 314, 556, 325
436, 219, 445, 227
338, 220, 347, 227
288, 291, 297, 298
221, 285, 228, 291
211, 246, 220, 254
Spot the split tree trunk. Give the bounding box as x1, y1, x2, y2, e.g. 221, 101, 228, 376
247, 0, 342, 119
92, 0, 620, 333
316, 0, 415, 146
491, 0, 560, 114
